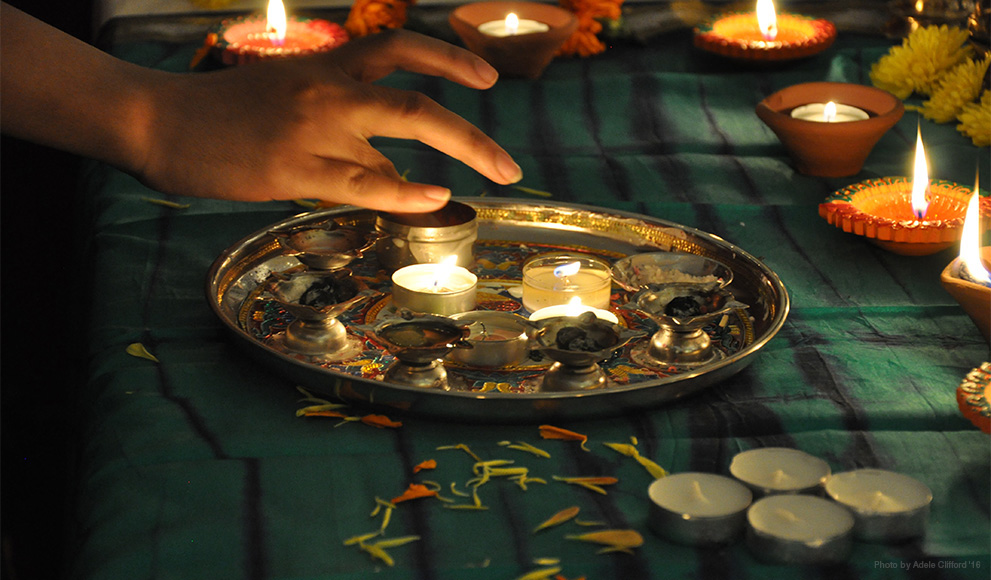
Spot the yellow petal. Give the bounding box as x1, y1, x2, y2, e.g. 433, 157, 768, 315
125, 342, 159, 363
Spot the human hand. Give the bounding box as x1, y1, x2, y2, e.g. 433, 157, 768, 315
138, 29, 521, 212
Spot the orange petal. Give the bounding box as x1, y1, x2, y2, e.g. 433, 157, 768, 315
538, 425, 589, 450
361, 414, 403, 428
391, 483, 437, 504
302, 410, 349, 418
413, 459, 437, 473
534, 506, 580, 532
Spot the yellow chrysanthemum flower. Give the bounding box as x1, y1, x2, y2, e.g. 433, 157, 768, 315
870, 25, 974, 99
913, 56, 991, 123
956, 90, 991, 147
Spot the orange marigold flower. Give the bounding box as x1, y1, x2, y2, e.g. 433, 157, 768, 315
344, 0, 416, 38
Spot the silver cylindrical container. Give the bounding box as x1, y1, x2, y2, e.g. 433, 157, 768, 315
375, 201, 477, 271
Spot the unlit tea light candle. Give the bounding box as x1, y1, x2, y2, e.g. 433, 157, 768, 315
825, 469, 932, 542
730, 447, 831, 496
478, 12, 550, 36
747, 494, 854, 563
648, 473, 753, 545
790, 101, 869, 123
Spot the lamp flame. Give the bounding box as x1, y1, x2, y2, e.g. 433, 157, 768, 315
910, 125, 930, 219
756, 0, 777, 41
959, 178, 990, 285
505, 12, 520, 35
431, 255, 459, 290
554, 260, 582, 278
566, 296, 585, 315
267, 0, 288, 45
823, 101, 837, 123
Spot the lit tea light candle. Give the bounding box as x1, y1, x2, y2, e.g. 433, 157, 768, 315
529, 297, 619, 324
647, 473, 753, 546
939, 173, 991, 339
825, 469, 932, 543
478, 12, 550, 36
693, 0, 836, 61
392, 256, 478, 315
210, 0, 349, 66
522, 255, 612, 312
958, 185, 991, 286
746, 495, 854, 563
729, 448, 831, 497
790, 101, 870, 123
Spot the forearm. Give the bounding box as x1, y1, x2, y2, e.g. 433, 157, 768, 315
0, 2, 159, 174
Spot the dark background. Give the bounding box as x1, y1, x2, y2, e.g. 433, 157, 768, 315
2, 1, 94, 578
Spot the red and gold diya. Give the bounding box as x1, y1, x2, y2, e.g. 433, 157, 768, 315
208, 0, 349, 66
694, 0, 836, 62
957, 363, 991, 434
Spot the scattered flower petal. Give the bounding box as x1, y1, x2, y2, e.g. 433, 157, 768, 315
539, 425, 590, 451
125, 342, 159, 363
534, 506, 580, 532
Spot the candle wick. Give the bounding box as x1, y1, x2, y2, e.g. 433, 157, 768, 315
689, 479, 710, 504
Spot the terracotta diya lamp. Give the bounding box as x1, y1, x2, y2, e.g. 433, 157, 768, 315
449, 1, 578, 79
957, 362, 991, 434
940, 185, 991, 340
756, 82, 905, 177
210, 0, 348, 66
694, 0, 836, 62
820, 129, 991, 255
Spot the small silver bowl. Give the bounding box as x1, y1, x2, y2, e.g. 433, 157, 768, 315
270, 222, 380, 270
374, 201, 477, 271
447, 311, 530, 368
825, 469, 932, 543
363, 312, 472, 390
612, 252, 733, 292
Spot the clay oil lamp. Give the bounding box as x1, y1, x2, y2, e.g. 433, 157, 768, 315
940, 176, 991, 339
756, 82, 905, 177
528, 311, 644, 392
263, 269, 373, 360
694, 0, 836, 63
210, 0, 349, 66
449, 1, 578, 79
820, 128, 991, 255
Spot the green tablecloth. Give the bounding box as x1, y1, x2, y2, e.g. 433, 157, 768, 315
67, 7, 989, 580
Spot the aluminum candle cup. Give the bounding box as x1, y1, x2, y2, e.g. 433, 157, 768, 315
746, 495, 854, 564
730, 448, 831, 497
647, 473, 753, 546
825, 469, 932, 542
391, 264, 478, 316
529, 303, 619, 324
375, 201, 478, 271
447, 311, 530, 368
522, 254, 612, 312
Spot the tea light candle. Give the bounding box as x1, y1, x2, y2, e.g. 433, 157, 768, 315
529, 297, 619, 324
522, 255, 612, 312
478, 12, 550, 36
825, 469, 932, 542
790, 101, 870, 123
746, 495, 854, 564
391, 260, 478, 315
647, 473, 753, 545
730, 448, 831, 497
212, 0, 349, 65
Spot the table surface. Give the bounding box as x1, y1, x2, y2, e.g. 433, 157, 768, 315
67, 5, 990, 579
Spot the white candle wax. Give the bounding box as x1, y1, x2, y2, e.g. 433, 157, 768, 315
748, 494, 854, 545
730, 447, 831, 495
825, 469, 932, 543
392, 263, 477, 294
790, 102, 869, 123
478, 15, 550, 37
649, 472, 752, 518
529, 303, 619, 324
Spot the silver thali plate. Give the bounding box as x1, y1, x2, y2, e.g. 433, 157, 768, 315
206, 199, 789, 422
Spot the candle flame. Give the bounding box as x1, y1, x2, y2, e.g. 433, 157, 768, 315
960, 179, 990, 285
756, 0, 777, 41
432, 255, 459, 289
565, 296, 585, 316
823, 101, 837, 123
554, 260, 582, 278
505, 12, 520, 35
267, 0, 288, 45
910, 125, 930, 219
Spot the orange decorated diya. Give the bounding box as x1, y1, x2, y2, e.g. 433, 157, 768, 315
819, 178, 991, 256
957, 363, 991, 434
693, 5, 835, 62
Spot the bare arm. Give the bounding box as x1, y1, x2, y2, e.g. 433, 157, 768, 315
0, 3, 522, 211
